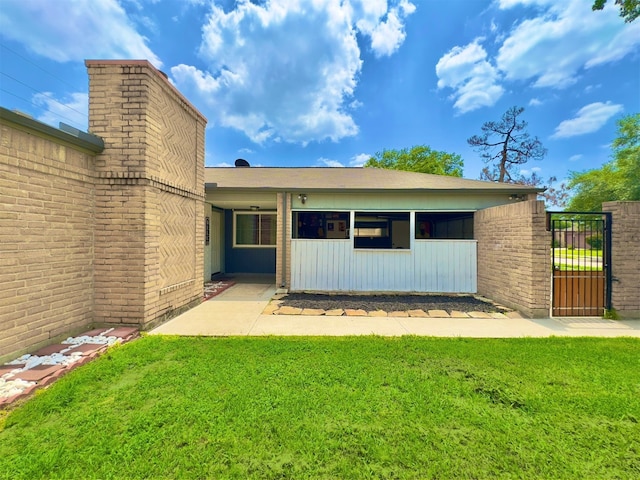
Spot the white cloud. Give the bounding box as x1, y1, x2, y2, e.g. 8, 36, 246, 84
435, 40, 504, 114
317, 153, 371, 167
437, 0, 637, 114
354, 0, 416, 58
172, 0, 414, 144
529, 98, 542, 107
350, 153, 371, 167
0, 0, 162, 67
519, 166, 542, 175
33, 92, 88, 130
569, 154, 583, 162
318, 157, 345, 167
496, 0, 640, 89
551, 101, 623, 139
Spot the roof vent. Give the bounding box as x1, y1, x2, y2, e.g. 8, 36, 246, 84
235, 158, 250, 167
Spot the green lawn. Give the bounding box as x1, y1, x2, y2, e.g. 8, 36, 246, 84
1, 336, 639, 479
553, 248, 603, 259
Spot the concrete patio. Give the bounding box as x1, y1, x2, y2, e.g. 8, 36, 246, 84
150, 278, 640, 338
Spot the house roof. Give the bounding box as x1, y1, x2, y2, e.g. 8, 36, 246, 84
204, 167, 543, 193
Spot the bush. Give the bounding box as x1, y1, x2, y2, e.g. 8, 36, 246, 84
586, 235, 603, 250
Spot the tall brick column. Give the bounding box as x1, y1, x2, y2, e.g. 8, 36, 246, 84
86, 60, 207, 329
603, 201, 640, 319
475, 200, 551, 318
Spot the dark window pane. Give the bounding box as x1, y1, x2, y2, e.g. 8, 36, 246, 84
415, 212, 474, 239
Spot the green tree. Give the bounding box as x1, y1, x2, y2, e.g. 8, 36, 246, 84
467, 106, 547, 183
364, 145, 463, 177
592, 0, 640, 23
567, 113, 640, 211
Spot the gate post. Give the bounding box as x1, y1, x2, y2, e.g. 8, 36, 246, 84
603, 201, 640, 319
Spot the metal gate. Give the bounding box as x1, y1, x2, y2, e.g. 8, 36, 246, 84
547, 212, 612, 316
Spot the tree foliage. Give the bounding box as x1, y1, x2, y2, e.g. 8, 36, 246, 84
592, 0, 640, 22
467, 106, 547, 183
364, 145, 464, 177
567, 113, 640, 211
512, 171, 569, 208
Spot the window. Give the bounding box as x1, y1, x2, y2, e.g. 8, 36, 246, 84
354, 212, 410, 249
234, 212, 276, 247
293, 211, 350, 239
415, 212, 474, 239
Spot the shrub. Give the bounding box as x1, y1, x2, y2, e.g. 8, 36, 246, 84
586, 235, 603, 250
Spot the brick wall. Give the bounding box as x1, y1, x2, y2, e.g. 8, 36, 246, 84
1, 61, 207, 361
86, 60, 206, 329
603, 201, 640, 318
0, 113, 99, 359
475, 200, 550, 317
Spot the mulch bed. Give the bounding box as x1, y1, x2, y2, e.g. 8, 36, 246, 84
279, 293, 507, 314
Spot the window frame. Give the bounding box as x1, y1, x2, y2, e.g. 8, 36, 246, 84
292, 210, 351, 240
233, 211, 277, 248
353, 211, 411, 250
414, 211, 475, 240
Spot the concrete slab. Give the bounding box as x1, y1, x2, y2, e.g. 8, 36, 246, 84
149, 280, 640, 338
150, 281, 277, 336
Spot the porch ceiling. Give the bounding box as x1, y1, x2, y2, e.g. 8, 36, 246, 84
206, 191, 277, 210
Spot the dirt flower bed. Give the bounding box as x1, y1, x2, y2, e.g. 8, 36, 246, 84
279, 293, 509, 314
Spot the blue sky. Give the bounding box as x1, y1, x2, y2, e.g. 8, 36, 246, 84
1, 0, 638, 186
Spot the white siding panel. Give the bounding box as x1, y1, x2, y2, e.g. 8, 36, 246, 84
291, 239, 477, 293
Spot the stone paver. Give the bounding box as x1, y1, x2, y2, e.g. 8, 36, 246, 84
408, 309, 428, 317
428, 310, 450, 318
490, 312, 508, 319
0, 364, 25, 375
32, 344, 68, 356
450, 311, 470, 318
324, 309, 344, 316
388, 311, 409, 317
302, 308, 326, 316
13, 364, 64, 382
262, 303, 280, 315
469, 311, 492, 319
368, 310, 388, 317
345, 309, 367, 316
277, 306, 303, 315
67, 343, 106, 355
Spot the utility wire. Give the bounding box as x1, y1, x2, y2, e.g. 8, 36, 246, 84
0, 43, 82, 92
0, 88, 87, 128
1, 71, 88, 120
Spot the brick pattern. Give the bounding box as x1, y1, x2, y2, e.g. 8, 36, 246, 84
475, 200, 550, 318
87, 61, 206, 329
0, 124, 95, 358
158, 191, 196, 288
603, 201, 640, 318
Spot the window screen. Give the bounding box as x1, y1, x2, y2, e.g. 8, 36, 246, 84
415, 212, 474, 239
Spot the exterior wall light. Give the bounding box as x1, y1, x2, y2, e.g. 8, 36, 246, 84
298, 194, 307, 204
